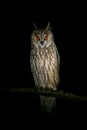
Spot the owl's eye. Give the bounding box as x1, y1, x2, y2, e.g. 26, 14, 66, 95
36, 36, 40, 40
44, 36, 48, 40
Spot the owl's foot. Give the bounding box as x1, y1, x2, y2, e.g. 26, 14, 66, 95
52, 87, 57, 91
45, 87, 57, 91
34, 87, 44, 93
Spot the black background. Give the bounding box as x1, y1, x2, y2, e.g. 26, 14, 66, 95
0, 2, 87, 123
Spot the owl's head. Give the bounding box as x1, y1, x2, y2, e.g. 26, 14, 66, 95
31, 22, 54, 48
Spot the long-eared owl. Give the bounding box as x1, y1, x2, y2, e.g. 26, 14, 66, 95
30, 22, 60, 114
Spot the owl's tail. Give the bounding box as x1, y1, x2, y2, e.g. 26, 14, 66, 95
40, 95, 56, 114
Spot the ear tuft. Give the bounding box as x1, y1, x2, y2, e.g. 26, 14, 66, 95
33, 22, 38, 30
45, 22, 52, 30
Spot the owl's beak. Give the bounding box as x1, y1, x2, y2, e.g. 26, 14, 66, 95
40, 41, 44, 45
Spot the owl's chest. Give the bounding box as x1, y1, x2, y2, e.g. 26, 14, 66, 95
34, 50, 57, 69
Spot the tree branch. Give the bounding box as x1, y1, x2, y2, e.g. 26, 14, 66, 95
0, 88, 87, 101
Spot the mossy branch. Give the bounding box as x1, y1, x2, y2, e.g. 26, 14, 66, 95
0, 88, 87, 102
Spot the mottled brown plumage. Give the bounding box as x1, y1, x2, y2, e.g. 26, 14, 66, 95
30, 23, 60, 113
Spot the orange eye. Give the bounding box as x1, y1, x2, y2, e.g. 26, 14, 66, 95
36, 36, 40, 40
44, 36, 48, 40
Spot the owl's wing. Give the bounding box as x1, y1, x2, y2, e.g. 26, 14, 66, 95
55, 46, 60, 71
57, 50, 60, 65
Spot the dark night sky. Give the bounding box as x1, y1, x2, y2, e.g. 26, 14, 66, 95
2, 3, 87, 96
